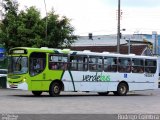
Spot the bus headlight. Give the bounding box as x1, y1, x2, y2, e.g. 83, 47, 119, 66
23, 78, 27, 82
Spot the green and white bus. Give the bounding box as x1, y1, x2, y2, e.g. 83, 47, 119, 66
7, 47, 159, 96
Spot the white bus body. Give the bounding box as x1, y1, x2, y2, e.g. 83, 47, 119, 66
60, 51, 158, 95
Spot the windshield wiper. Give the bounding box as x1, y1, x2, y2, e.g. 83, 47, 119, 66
16, 56, 22, 65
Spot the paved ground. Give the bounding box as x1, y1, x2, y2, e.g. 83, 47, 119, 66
0, 88, 160, 115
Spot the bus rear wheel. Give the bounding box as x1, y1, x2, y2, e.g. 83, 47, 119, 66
98, 92, 109, 96
32, 91, 42, 96
117, 83, 128, 96
49, 82, 61, 97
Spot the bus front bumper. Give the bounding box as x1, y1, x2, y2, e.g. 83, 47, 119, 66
7, 82, 28, 90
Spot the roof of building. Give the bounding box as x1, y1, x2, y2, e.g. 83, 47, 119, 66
72, 34, 154, 47
70, 45, 148, 55
72, 35, 127, 46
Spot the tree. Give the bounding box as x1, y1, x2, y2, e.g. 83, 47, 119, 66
0, 0, 77, 50
0, 0, 19, 50
16, 6, 44, 47
43, 10, 76, 48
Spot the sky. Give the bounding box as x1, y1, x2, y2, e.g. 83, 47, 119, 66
17, 0, 160, 35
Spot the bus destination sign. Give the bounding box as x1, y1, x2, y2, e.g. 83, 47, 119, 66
10, 49, 27, 54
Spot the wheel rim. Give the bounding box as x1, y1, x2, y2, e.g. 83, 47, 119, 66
54, 85, 59, 94
120, 86, 126, 94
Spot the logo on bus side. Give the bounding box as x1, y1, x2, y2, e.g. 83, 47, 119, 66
83, 73, 110, 82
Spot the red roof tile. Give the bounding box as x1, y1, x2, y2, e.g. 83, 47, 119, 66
70, 45, 148, 55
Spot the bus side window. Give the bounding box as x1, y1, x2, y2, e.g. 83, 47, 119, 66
76, 56, 88, 71
63, 63, 68, 70
132, 58, 144, 73
97, 57, 103, 71
49, 54, 68, 70
104, 57, 117, 72
83, 56, 88, 71
145, 59, 156, 73
70, 55, 77, 70
29, 52, 46, 76
49, 63, 57, 70
89, 57, 97, 71
118, 58, 131, 73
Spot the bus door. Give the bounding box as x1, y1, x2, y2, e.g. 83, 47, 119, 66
29, 52, 46, 90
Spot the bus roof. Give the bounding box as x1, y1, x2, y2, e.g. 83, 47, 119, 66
74, 50, 157, 59
9, 47, 157, 59
9, 47, 71, 54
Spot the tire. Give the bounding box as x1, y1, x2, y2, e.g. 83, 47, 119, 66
32, 91, 42, 96
49, 82, 61, 97
98, 92, 109, 96
113, 91, 118, 96
117, 83, 128, 96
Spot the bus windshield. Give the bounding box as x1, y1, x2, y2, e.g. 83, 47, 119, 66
8, 56, 28, 74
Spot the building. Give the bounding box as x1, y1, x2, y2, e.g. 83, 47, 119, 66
70, 34, 153, 56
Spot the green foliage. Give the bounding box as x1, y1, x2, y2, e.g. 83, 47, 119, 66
0, 0, 77, 50
44, 11, 76, 48
17, 6, 44, 48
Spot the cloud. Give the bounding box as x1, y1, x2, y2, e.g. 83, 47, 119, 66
18, 0, 160, 35
123, 0, 160, 8
106, 0, 160, 8
121, 7, 160, 34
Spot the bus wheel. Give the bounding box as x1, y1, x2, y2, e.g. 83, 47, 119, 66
98, 92, 109, 96
117, 83, 128, 96
32, 91, 42, 96
49, 82, 61, 97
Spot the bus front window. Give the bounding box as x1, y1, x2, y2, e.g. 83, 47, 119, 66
8, 56, 28, 74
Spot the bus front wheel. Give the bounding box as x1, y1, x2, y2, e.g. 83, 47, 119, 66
49, 82, 61, 97
32, 91, 42, 96
117, 83, 128, 96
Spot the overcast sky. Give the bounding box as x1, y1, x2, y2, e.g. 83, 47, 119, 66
18, 0, 160, 35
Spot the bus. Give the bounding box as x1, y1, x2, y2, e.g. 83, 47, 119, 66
7, 47, 159, 96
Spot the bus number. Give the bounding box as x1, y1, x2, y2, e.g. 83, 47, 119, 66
144, 73, 154, 77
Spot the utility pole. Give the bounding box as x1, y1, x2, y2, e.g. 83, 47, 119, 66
117, 0, 121, 53
44, 0, 48, 41
128, 38, 131, 54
